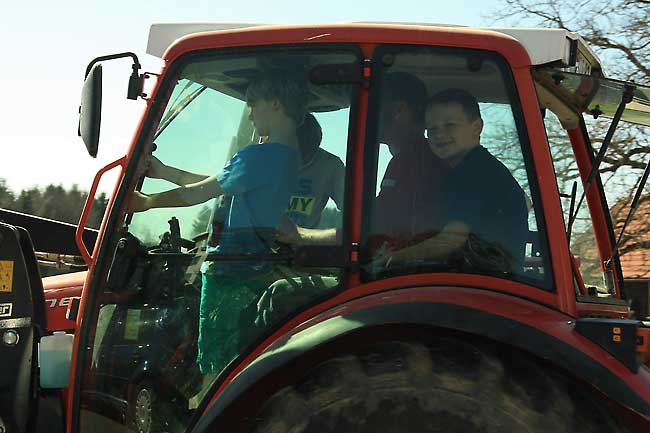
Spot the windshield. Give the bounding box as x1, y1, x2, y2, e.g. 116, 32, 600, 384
360, 45, 554, 289
77, 46, 360, 433
534, 69, 650, 127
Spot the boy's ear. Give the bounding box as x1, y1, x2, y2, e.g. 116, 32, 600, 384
270, 98, 282, 111
472, 118, 484, 137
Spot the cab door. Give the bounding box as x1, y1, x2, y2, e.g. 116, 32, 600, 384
71, 45, 363, 433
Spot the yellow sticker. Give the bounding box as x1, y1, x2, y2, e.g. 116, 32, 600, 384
287, 195, 315, 216
0, 261, 14, 293
124, 309, 141, 341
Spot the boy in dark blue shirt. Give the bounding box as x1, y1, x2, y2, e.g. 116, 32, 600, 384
380, 88, 528, 274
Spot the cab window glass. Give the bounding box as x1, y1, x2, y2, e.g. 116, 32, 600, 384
78, 47, 358, 433
594, 118, 650, 311
544, 112, 605, 292
362, 46, 552, 289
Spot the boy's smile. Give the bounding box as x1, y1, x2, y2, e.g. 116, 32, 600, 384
425, 102, 483, 166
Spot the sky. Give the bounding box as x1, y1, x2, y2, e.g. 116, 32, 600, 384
0, 0, 502, 194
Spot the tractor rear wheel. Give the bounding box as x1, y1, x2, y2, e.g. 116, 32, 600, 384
252, 338, 625, 433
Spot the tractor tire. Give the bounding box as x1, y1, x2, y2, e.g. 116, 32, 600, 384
252, 339, 626, 433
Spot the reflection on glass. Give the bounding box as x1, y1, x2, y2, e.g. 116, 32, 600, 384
362, 47, 552, 289
544, 112, 606, 291
79, 47, 358, 433
535, 69, 650, 127
537, 68, 650, 297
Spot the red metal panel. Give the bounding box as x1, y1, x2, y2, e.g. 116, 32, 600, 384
510, 65, 576, 315
577, 302, 630, 319
163, 25, 533, 68
347, 43, 375, 288
206, 286, 650, 413
42, 271, 87, 291
568, 127, 622, 296
75, 157, 126, 266
43, 287, 82, 333
43, 272, 85, 333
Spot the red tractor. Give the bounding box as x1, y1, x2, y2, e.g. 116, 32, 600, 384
1, 22, 650, 433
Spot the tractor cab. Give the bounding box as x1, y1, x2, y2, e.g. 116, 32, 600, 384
51, 23, 650, 433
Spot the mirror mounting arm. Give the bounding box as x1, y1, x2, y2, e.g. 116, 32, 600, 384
84, 51, 143, 100
84, 51, 141, 78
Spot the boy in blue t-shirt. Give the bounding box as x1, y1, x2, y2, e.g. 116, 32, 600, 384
128, 71, 308, 375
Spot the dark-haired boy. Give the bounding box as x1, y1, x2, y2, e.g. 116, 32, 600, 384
256, 73, 449, 327
279, 72, 449, 247
372, 72, 449, 247
382, 88, 528, 272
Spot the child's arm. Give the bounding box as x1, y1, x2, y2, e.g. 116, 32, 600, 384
128, 176, 223, 212
147, 156, 210, 186
277, 215, 340, 245
382, 221, 469, 264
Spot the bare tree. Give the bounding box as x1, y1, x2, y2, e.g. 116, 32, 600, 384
487, 0, 650, 186
488, 0, 649, 82
488, 0, 650, 279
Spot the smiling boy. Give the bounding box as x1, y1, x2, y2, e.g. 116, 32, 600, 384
384, 88, 528, 273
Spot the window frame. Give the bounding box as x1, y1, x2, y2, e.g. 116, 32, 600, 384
73, 43, 365, 433
359, 44, 555, 291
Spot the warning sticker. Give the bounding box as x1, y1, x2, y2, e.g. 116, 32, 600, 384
124, 309, 141, 341
0, 303, 12, 318
287, 195, 315, 216
0, 261, 14, 293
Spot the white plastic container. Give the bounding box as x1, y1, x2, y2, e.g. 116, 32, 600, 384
39, 331, 74, 388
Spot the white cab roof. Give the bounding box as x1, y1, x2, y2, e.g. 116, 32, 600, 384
489, 27, 600, 72
146, 22, 266, 58
146, 22, 601, 71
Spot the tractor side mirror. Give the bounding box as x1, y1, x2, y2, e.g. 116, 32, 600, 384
77, 52, 143, 158
0, 222, 46, 433
78, 63, 103, 158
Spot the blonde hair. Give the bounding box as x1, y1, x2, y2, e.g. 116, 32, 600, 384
246, 70, 309, 125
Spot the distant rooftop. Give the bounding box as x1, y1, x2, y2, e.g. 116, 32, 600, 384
611, 197, 650, 280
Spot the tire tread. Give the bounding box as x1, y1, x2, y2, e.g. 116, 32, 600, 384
253, 338, 625, 433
